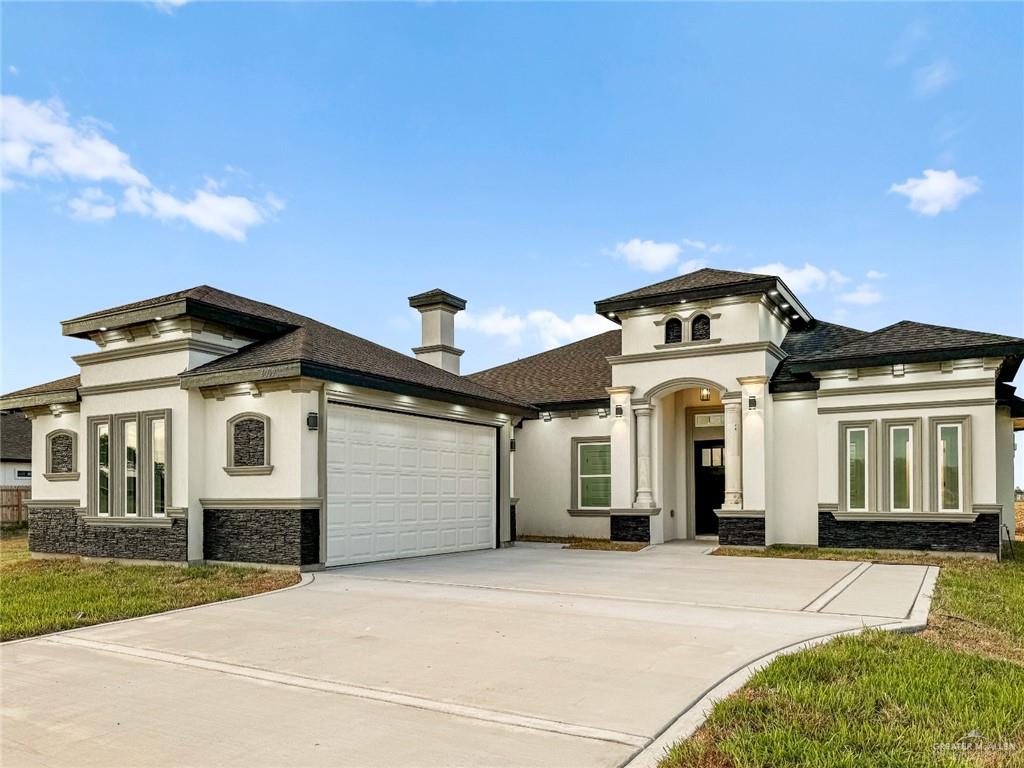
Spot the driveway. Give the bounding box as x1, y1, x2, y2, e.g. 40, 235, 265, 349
2, 543, 930, 768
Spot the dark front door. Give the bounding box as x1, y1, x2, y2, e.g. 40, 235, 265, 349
694, 440, 725, 535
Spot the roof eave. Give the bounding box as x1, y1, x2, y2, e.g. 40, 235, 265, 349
0, 389, 80, 411
789, 343, 1024, 374
62, 298, 295, 339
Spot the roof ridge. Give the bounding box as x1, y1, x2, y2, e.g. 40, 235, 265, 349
468, 329, 620, 377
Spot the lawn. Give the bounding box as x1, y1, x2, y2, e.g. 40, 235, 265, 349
516, 534, 647, 551
0, 529, 299, 642
659, 547, 1024, 768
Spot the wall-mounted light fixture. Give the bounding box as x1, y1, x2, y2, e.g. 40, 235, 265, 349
614, 404, 624, 418
306, 412, 319, 430
699, 387, 711, 402
541, 411, 552, 422
747, 395, 757, 411
597, 407, 608, 419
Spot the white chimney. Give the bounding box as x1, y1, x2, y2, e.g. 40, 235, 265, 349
408, 289, 466, 375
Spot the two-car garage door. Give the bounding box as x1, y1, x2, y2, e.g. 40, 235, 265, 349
325, 403, 496, 567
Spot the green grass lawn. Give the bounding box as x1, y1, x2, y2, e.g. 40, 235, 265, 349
0, 530, 299, 642
660, 547, 1024, 768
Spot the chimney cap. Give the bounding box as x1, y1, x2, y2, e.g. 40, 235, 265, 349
408, 289, 467, 311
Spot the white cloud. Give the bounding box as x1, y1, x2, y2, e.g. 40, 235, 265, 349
681, 239, 706, 251
839, 284, 883, 305
458, 306, 615, 350
914, 59, 955, 96
678, 257, 707, 274
889, 168, 980, 216
151, 0, 192, 13
68, 187, 116, 221
7, 65, 17, 76
866, 270, 887, 280
887, 19, 928, 67
611, 239, 681, 272
747, 262, 848, 294
1, 93, 277, 241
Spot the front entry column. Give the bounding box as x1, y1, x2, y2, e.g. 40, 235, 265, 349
722, 395, 743, 509
633, 404, 656, 508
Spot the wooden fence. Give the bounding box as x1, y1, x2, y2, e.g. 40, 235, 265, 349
1, 486, 31, 524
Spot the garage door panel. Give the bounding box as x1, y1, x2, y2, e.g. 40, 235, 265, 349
326, 404, 495, 566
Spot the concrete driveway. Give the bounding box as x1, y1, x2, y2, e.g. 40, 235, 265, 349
2, 543, 930, 768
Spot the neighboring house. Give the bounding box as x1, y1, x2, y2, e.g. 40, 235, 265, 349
1, 269, 1022, 567
1, 411, 33, 486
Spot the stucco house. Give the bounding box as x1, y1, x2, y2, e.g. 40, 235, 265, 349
2, 269, 1022, 567
1, 411, 33, 486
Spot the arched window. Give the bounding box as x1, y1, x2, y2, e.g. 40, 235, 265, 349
225, 413, 273, 475
45, 429, 78, 480
664, 318, 683, 344
691, 314, 711, 341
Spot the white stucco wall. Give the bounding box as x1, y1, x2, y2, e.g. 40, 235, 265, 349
30, 411, 83, 502
514, 415, 612, 538
770, 395, 819, 545
996, 406, 1015, 532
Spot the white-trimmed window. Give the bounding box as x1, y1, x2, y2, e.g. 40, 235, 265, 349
937, 423, 963, 512
123, 419, 138, 517
846, 427, 869, 512
577, 441, 611, 509
889, 425, 912, 512
89, 411, 170, 518
148, 415, 167, 517
96, 422, 110, 516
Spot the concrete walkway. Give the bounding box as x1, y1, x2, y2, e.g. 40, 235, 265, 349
1, 544, 931, 768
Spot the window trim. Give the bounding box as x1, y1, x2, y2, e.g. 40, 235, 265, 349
569, 436, 611, 511
224, 412, 273, 475
837, 420, 876, 513
690, 313, 711, 342
88, 411, 171, 518
664, 317, 683, 345
43, 428, 79, 481
880, 417, 922, 513
930, 416, 972, 514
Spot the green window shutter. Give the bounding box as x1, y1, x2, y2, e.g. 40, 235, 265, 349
581, 477, 611, 508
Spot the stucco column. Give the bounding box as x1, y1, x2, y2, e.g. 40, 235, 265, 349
633, 404, 656, 509
722, 396, 743, 509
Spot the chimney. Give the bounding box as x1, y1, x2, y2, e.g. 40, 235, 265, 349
408, 289, 467, 375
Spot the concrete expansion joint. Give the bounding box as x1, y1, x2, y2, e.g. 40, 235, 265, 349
45, 635, 648, 748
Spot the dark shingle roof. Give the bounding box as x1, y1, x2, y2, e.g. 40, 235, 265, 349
597, 268, 772, 305
770, 321, 870, 392
789, 320, 1024, 372
468, 331, 622, 408
1, 411, 32, 461
1, 374, 81, 400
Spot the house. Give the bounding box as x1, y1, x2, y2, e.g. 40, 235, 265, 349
1, 411, 33, 486
2, 269, 1022, 567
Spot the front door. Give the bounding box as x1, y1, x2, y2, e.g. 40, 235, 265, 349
694, 440, 725, 536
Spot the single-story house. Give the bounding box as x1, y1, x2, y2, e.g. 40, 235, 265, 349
2, 268, 1022, 567
1, 411, 33, 486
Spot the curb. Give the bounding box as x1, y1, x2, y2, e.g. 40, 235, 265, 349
621, 563, 940, 768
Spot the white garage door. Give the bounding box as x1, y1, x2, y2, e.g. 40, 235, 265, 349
325, 403, 496, 566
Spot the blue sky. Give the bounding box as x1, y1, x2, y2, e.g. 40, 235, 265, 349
2, 2, 1022, 481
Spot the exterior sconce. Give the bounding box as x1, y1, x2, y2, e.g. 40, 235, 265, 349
541, 411, 552, 422
597, 407, 608, 419
614, 404, 624, 417
306, 412, 319, 430
748, 396, 757, 411
699, 387, 711, 402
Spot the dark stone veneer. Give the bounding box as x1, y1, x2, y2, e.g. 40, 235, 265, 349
718, 516, 766, 546
204, 508, 320, 566
611, 515, 650, 543
818, 510, 1000, 553
29, 507, 188, 561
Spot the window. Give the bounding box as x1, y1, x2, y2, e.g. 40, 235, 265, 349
123, 420, 138, 516
225, 413, 272, 474
846, 427, 869, 511
44, 429, 78, 480
151, 417, 166, 517
89, 411, 169, 518
97, 422, 110, 516
664, 318, 683, 344
691, 314, 711, 341
573, 440, 611, 509
889, 425, 912, 512
701, 446, 723, 466
938, 424, 963, 512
